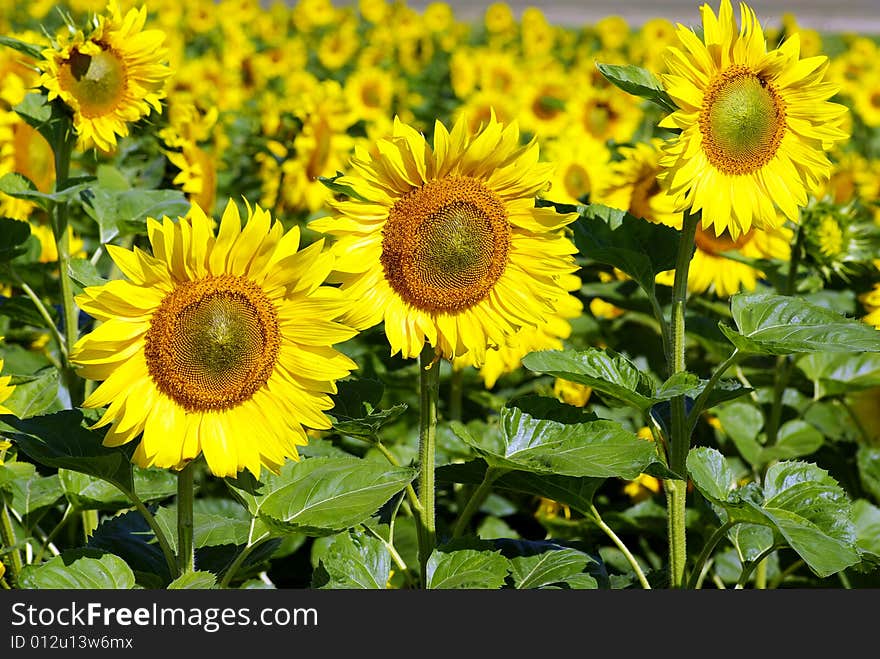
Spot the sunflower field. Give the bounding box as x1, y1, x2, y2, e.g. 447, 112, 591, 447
0, 0, 879, 594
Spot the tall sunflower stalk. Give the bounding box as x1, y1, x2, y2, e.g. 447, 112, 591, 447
651, 0, 847, 587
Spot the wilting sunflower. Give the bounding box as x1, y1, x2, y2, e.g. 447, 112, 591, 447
70, 201, 358, 478
658, 0, 848, 238
310, 114, 579, 365
40, 0, 171, 152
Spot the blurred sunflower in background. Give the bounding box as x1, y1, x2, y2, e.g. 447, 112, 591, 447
658, 0, 849, 237
40, 0, 171, 151
71, 201, 358, 477
311, 113, 580, 366
0, 357, 15, 415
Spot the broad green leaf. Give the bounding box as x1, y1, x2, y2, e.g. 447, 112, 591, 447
0, 172, 91, 209
87, 510, 172, 584
797, 352, 880, 399
762, 420, 824, 461
0, 217, 31, 262
228, 456, 416, 536
314, 530, 391, 589
686, 447, 738, 503
452, 403, 655, 480
168, 571, 217, 589
729, 524, 774, 564
721, 293, 880, 355
852, 499, 880, 559
19, 551, 135, 589
154, 501, 260, 552
595, 62, 677, 112
754, 462, 859, 577
328, 378, 407, 439
13, 93, 54, 143
654, 372, 701, 401
522, 348, 654, 410
427, 548, 509, 589
510, 548, 596, 589
713, 402, 764, 467
857, 446, 880, 503
570, 203, 682, 299
59, 467, 176, 510
2, 368, 59, 418
0, 461, 63, 516
4, 409, 134, 493
82, 187, 190, 242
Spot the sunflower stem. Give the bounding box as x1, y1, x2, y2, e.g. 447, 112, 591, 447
1, 496, 23, 585
416, 344, 440, 587
666, 208, 699, 589
176, 461, 196, 576
590, 504, 651, 589
49, 117, 83, 408
452, 467, 502, 538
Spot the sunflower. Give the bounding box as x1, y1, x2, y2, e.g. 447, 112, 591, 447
0, 359, 14, 416
70, 200, 358, 478
309, 114, 579, 366
40, 0, 171, 152
658, 0, 848, 238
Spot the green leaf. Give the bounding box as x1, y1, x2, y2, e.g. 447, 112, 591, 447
19, 550, 136, 589
59, 467, 176, 510
595, 62, 677, 112
82, 187, 190, 242
857, 446, 880, 504
797, 352, 880, 399
228, 456, 417, 536
328, 378, 407, 439
510, 548, 596, 589
13, 93, 53, 141
570, 203, 682, 299
154, 501, 260, 552
4, 409, 134, 493
852, 499, 880, 559
729, 524, 775, 564
721, 293, 880, 355
0, 217, 31, 262
426, 548, 509, 589
686, 446, 738, 503
452, 403, 655, 480
654, 372, 701, 401
68, 259, 109, 289
0, 35, 44, 60
438, 460, 604, 515
713, 402, 764, 467
756, 461, 859, 577
2, 368, 59, 418
87, 510, 172, 584
314, 530, 391, 589
167, 571, 217, 589
762, 420, 824, 462
0, 172, 92, 210
0, 462, 63, 516
522, 348, 654, 410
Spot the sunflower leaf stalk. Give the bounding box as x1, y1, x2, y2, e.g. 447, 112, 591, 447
666, 208, 699, 589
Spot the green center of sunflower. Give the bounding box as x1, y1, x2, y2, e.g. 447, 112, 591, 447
58, 44, 128, 118
144, 275, 280, 412
381, 176, 510, 313
699, 65, 786, 175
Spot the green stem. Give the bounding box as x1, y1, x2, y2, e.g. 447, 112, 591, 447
649, 295, 672, 369
735, 547, 778, 589
81, 509, 98, 541
362, 524, 410, 586
769, 558, 804, 589
590, 504, 651, 589
34, 504, 73, 564
176, 462, 196, 576
666, 208, 699, 588
452, 467, 502, 538
416, 343, 440, 587
686, 350, 742, 435
219, 527, 271, 589
754, 557, 768, 589
1, 499, 23, 584
686, 521, 736, 590
126, 491, 177, 580
374, 440, 423, 516
50, 119, 83, 407
13, 272, 67, 360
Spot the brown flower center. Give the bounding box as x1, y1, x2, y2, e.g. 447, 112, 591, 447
57, 44, 128, 118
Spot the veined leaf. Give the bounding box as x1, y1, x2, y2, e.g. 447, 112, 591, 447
721, 293, 880, 355
426, 549, 509, 589
797, 352, 880, 399
510, 547, 597, 589
595, 62, 677, 112
313, 530, 391, 589
19, 551, 135, 589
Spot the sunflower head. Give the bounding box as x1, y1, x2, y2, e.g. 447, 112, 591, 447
657, 0, 849, 239
310, 113, 580, 366
71, 200, 358, 478
40, 1, 171, 152
801, 199, 880, 280
0, 357, 15, 416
